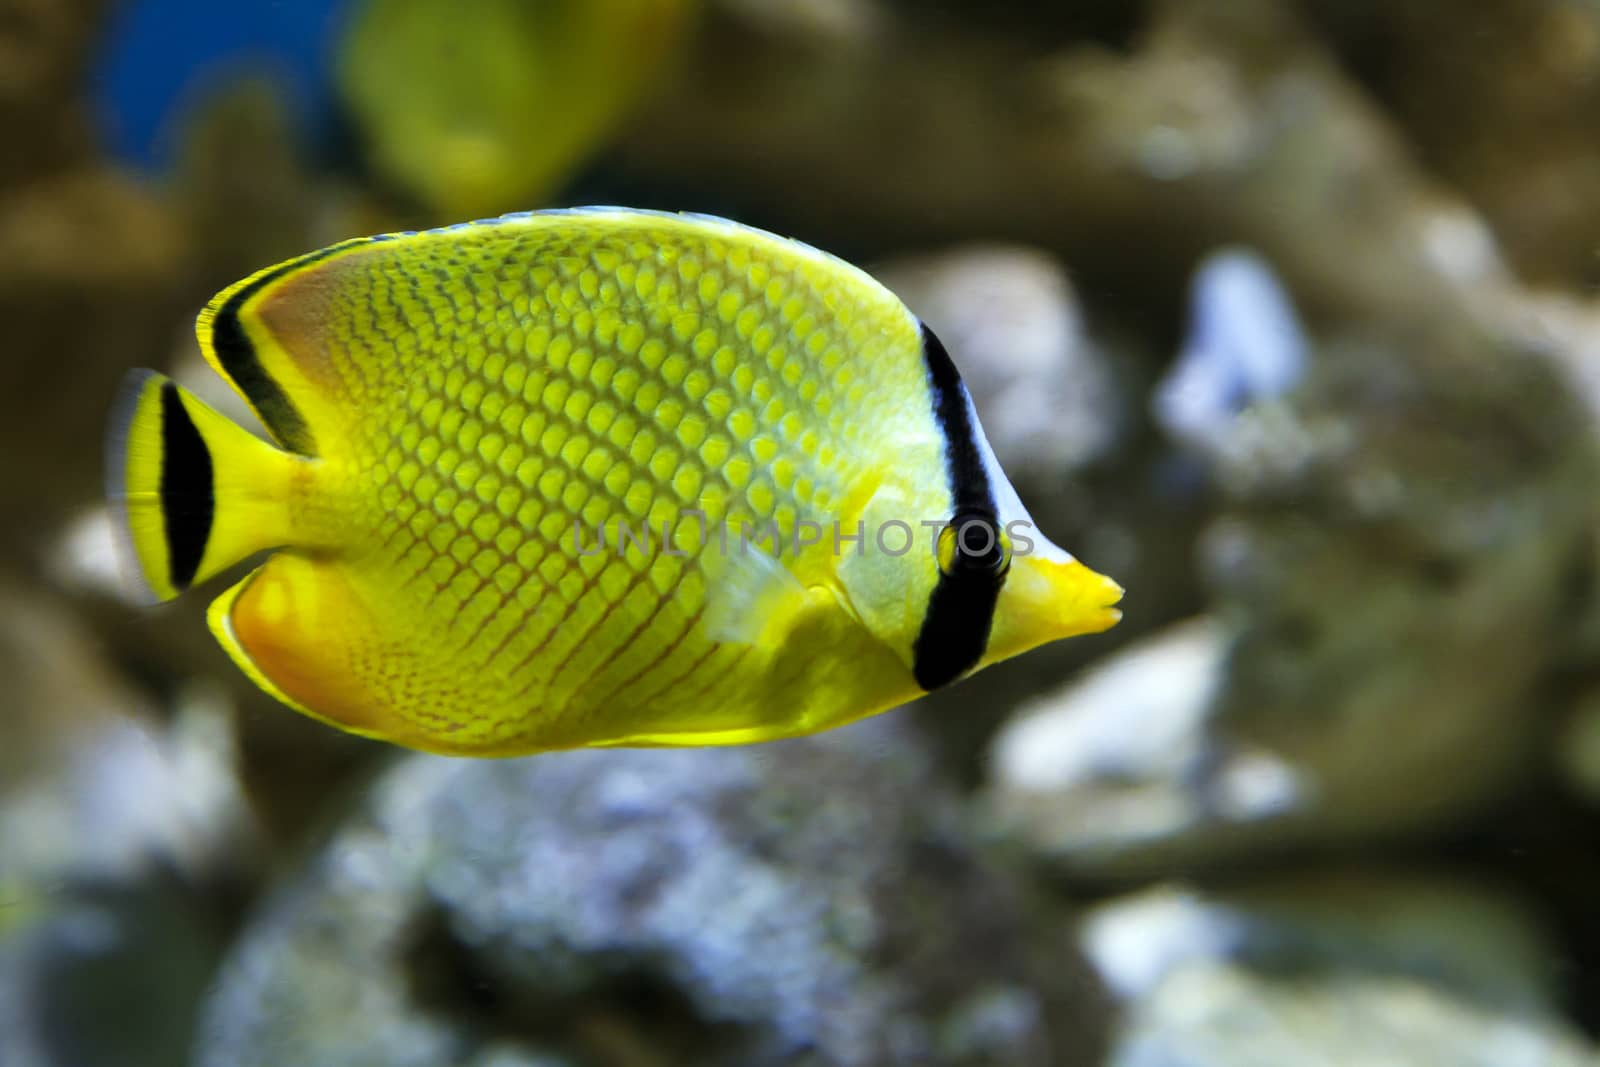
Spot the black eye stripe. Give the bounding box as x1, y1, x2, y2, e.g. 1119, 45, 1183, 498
911, 323, 1005, 691
944, 512, 1008, 576
955, 514, 1001, 558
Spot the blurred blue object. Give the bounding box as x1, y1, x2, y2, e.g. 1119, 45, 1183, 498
92, 0, 351, 168
1154, 248, 1308, 452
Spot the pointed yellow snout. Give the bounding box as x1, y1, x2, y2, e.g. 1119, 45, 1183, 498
984, 554, 1123, 666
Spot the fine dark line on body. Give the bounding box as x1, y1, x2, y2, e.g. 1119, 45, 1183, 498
622, 640, 727, 721
481, 578, 553, 670
547, 563, 693, 715
504, 567, 609, 697
661, 643, 749, 712
583, 602, 708, 714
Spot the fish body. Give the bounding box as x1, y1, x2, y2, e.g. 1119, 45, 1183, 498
107, 209, 1121, 755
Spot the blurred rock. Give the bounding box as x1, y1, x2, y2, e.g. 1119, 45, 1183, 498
0, 688, 257, 886
0, 168, 186, 548
621, 0, 1470, 328
170, 78, 328, 289
0, 0, 188, 552
1492, 290, 1600, 428
195, 720, 1110, 1067
1, 878, 226, 1067
0, 577, 257, 1067
1303, 0, 1600, 287
989, 313, 1597, 872
1557, 688, 1600, 805
52, 489, 385, 849
0, 0, 105, 185
1206, 324, 1597, 838
875, 244, 1123, 478
1082, 876, 1600, 1067
985, 619, 1307, 876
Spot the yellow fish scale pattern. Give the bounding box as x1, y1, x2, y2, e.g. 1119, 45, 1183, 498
307, 219, 930, 745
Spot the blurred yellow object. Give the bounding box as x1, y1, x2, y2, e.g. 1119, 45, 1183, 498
339, 0, 696, 218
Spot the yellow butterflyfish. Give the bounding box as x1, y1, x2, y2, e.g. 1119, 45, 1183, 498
105, 209, 1122, 756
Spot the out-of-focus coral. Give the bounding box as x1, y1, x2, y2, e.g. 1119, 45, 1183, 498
985, 619, 1269, 875
195, 721, 1110, 1067
988, 320, 1597, 870
1207, 324, 1595, 815
169, 79, 329, 289
1558, 687, 1600, 805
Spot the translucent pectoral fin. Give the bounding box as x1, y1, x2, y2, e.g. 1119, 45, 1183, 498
698, 528, 810, 646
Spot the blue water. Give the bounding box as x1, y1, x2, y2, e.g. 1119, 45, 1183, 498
92, 0, 352, 168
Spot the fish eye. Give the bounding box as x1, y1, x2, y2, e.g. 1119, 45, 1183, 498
937, 510, 1010, 579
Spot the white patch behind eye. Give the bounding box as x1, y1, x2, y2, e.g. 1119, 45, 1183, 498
958, 384, 1075, 565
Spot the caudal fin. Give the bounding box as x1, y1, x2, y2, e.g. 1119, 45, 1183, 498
105, 370, 301, 603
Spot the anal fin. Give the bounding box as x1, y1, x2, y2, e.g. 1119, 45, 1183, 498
208, 553, 433, 748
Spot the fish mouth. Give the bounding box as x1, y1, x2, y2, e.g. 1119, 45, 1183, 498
1082, 571, 1125, 633
1045, 559, 1123, 638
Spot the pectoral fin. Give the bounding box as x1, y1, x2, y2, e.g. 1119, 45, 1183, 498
699, 525, 810, 646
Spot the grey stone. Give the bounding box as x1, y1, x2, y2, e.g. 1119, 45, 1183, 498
1081, 877, 1600, 1067
0, 578, 256, 1067
984, 619, 1306, 876
195, 720, 1109, 1067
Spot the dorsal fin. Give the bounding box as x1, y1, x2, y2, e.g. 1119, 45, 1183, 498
195, 237, 379, 455
193, 206, 890, 459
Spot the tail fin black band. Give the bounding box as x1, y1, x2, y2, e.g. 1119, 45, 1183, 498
159, 383, 215, 591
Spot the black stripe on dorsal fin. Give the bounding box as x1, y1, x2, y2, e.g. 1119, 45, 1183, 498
159, 382, 214, 591
911, 322, 1004, 691
203, 241, 367, 456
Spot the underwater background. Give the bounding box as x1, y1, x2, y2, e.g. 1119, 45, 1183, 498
7, 0, 1600, 1064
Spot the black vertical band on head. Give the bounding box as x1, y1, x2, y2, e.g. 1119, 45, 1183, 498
160, 383, 214, 592
919, 321, 992, 516
911, 323, 1005, 690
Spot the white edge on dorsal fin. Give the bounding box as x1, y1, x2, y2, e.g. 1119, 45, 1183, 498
954, 377, 1077, 567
